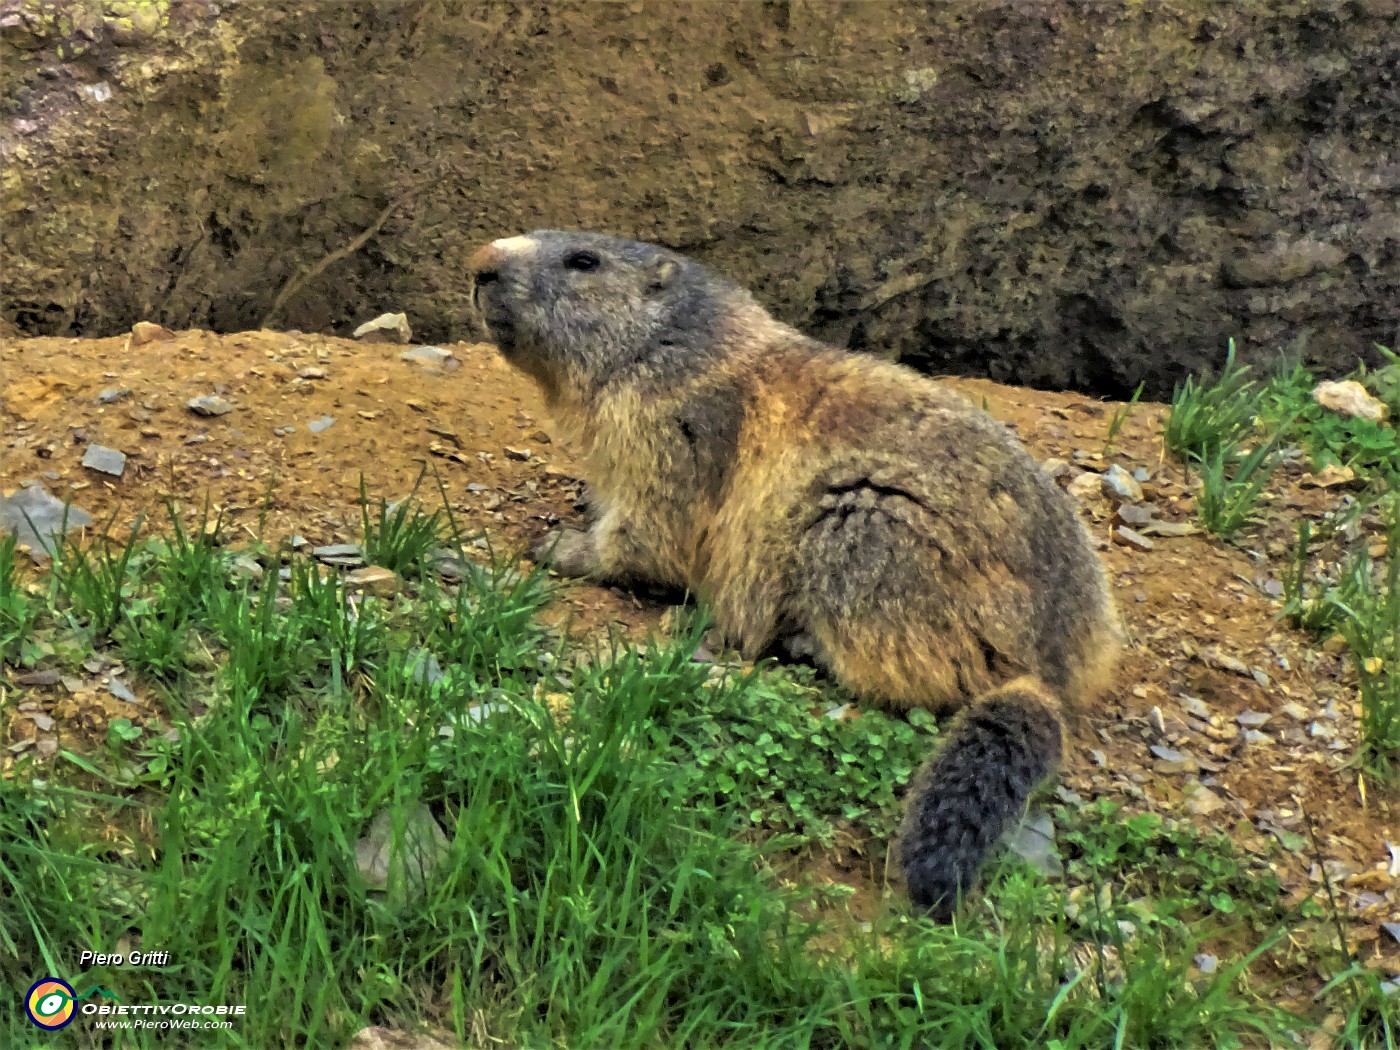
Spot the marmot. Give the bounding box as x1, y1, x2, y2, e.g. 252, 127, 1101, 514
468, 230, 1122, 920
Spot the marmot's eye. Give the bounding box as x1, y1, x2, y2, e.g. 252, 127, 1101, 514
563, 250, 601, 272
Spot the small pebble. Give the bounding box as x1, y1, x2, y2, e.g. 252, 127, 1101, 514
81, 444, 127, 477
345, 565, 400, 598
1112, 525, 1154, 551
1177, 693, 1211, 720
1067, 472, 1102, 503
399, 345, 457, 368
96, 386, 131, 405
107, 677, 138, 703
1114, 503, 1155, 527
188, 395, 234, 417
312, 543, 364, 567
131, 321, 174, 345
1101, 464, 1144, 504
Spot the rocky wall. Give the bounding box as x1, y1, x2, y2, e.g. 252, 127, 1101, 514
2, 0, 1399, 395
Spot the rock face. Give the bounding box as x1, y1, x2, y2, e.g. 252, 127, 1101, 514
2, 1, 1399, 396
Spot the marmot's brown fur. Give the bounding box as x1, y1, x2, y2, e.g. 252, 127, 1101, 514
468, 230, 1122, 920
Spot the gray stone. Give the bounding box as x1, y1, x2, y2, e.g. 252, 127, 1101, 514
230, 554, 265, 580
187, 395, 233, 417
1149, 744, 1197, 773
15, 669, 60, 687
1113, 503, 1155, 527
96, 386, 131, 404
463, 702, 511, 724
354, 803, 449, 904
1111, 525, 1154, 551
408, 650, 445, 685
308, 415, 335, 434
0, 484, 93, 561
312, 543, 364, 567
1067, 471, 1103, 503
81, 444, 127, 477
1176, 693, 1211, 720
1100, 464, 1144, 504
107, 677, 138, 703
1182, 781, 1226, 817
399, 345, 456, 368
1138, 520, 1200, 538
1002, 808, 1063, 877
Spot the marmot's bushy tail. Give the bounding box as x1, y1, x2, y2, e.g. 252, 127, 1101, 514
900, 676, 1063, 921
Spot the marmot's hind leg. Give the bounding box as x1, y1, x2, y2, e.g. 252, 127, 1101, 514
898, 676, 1063, 921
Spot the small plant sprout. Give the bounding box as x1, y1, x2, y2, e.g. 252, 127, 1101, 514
1103, 381, 1146, 456
1164, 338, 1260, 461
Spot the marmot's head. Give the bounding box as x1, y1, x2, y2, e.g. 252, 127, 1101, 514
468, 230, 743, 399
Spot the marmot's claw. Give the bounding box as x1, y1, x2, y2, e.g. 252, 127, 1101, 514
529, 530, 559, 564
531, 528, 599, 577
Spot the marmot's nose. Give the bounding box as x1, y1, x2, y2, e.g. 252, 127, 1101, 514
469, 236, 536, 284
468, 243, 503, 284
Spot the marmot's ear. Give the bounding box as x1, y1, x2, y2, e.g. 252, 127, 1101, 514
646, 258, 679, 294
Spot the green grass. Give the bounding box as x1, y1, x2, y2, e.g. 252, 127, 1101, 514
1258, 357, 1400, 486
1163, 338, 1260, 462
659, 659, 940, 846
1102, 381, 1145, 457
1309, 504, 1400, 775
359, 472, 446, 574
1165, 344, 1400, 773
0, 487, 1382, 1047
1189, 433, 1285, 538
1162, 340, 1289, 537
0, 533, 40, 667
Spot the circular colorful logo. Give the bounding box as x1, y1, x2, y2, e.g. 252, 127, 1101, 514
25, 977, 76, 1030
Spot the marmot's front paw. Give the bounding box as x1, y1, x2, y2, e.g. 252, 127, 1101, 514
531, 528, 600, 577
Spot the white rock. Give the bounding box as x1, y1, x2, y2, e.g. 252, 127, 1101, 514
354, 312, 413, 344
1313, 379, 1388, 423
347, 1027, 460, 1050
1067, 471, 1103, 503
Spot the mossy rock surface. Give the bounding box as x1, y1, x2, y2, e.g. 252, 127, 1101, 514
2, 0, 1398, 396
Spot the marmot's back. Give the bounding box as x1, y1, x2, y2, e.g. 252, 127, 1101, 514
722, 344, 1117, 711
468, 229, 1122, 920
